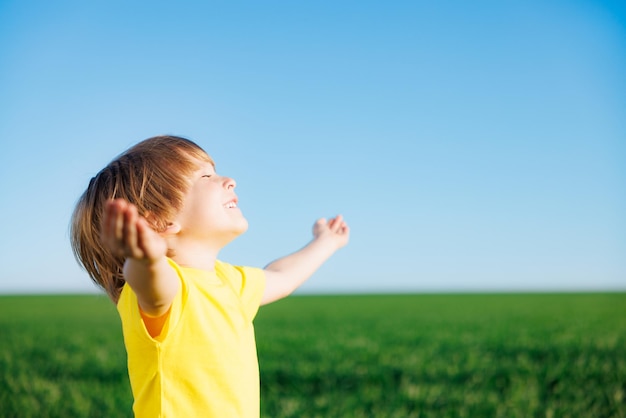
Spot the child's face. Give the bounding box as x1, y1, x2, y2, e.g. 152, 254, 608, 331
173, 160, 248, 246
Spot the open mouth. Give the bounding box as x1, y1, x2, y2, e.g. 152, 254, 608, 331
224, 200, 238, 209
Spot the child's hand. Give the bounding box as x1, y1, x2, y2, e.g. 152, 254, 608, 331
312, 215, 350, 250
101, 199, 167, 263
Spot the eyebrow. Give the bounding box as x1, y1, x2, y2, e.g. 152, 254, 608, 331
200, 165, 216, 176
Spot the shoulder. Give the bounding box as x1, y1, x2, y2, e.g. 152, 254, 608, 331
215, 260, 266, 306
218, 261, 266, 321
215, 260, 264, 283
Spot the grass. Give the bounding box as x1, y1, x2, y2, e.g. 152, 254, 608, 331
1, 293, 624, 417
0, 295, 130, 417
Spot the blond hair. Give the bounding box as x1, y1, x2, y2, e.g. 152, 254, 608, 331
70, 135, 213, 302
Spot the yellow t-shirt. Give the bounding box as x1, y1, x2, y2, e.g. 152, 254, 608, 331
117, 259, 266, 418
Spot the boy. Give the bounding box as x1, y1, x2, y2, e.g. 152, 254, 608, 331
71, 135, 349, 417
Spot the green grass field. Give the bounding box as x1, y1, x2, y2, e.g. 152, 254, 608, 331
1, 293, 624, 417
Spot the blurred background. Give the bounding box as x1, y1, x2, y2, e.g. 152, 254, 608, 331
1, 0, 624, 295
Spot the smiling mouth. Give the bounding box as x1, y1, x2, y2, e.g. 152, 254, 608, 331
224, 201, 238, 209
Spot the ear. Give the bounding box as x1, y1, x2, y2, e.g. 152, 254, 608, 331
163, 222, 181, 235
143, 211, 180, 235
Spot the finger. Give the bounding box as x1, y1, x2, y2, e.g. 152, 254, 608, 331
333, 218, 348, 234
113, 201, 127, 244
123, 205, 143, 259
313, 218, 327, 232
136, 218, 159, 259
135, 217, 147, 244
329, 215, 343, 232
103, 199, 122, 250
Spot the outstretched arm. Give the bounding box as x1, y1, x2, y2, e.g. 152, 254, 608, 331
261, 215, 350, 305
101, 199, 180, 316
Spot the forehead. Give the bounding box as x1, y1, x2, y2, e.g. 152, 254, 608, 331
192, 159, 216, 173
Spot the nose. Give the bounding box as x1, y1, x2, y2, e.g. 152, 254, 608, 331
225, 177, 236, 190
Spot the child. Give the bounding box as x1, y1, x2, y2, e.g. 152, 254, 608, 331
70, 135, 349, 417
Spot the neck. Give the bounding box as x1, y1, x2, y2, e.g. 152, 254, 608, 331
168, 240, 222, 271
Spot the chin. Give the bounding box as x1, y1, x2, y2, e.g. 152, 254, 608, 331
234, 218, 249, 235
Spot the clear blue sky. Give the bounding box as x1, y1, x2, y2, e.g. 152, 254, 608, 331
1, 0, 624, 294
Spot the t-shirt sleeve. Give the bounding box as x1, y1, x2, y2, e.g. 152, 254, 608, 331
116, 258, 186, 343
216, 261, 266, 322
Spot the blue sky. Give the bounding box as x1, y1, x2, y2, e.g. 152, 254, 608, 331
1, 0, 624, 294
